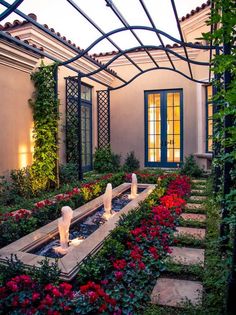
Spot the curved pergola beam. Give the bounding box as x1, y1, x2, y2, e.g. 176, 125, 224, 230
61, 25, 220, 67
109, 67, 208, 91
0, 0, 23, 21
79, 44, 210, 78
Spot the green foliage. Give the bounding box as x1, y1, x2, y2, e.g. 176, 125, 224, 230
0, 176, 21, 206
10, 166, 36, 198
0, 255, 25, 285
180, 155, 203, 178
123, 151, 140, 172
93, 146, 120, 173
29, 62, 59, 192
0, 255, 60, 288
31, 259, 61, 286
59, 162, 78, 184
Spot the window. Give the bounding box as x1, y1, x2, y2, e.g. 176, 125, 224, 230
206, 85, 213, 152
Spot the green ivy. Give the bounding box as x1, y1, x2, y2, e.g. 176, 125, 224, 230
29, 63, 59, 192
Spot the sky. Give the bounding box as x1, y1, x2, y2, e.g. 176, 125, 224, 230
1, 0, 207, 53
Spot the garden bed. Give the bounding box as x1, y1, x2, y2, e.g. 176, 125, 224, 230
0, 173, 191, 314
0, 183, 155, 281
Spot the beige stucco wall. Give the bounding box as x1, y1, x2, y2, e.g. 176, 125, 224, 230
0, 64, 35, 176
110, 63, 204, 167
0, 54, 106, 176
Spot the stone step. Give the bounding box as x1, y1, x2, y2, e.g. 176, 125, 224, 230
192, 179, 206, 184
191, 189, 206, 195
180, 213, 206, 222
151, 278, 203, 307
185, 203, 205, 211
169, 246, 205, 266
189, 196, 207, 202
192, 186, 206, 191
175, 227, 206, 240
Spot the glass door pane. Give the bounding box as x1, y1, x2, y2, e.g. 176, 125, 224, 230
166, 92, 181, 163
147, 93, 161, 162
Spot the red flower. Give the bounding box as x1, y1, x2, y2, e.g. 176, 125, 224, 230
44, 283, 54, 291
42, 294, 53, 306
130, 246, 143, 261
138, 261, 146, 270
88, 291, 99, 303
99, 303, 107, 312
114, 271, 123, 280
59, 282, 72, 294
149, 247, 159, 260
113, 259, 127, 270
52, 287, 61, 297
32, 292, 40, 301
129, 262, 136, 269
6, 280, 18, 292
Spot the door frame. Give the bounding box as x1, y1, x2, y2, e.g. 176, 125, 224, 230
144, 88, 184, 168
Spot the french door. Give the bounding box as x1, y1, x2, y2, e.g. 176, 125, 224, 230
145, 89, 183, 167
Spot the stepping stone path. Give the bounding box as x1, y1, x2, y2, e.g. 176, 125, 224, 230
175, 226, 206, 240
189, 195, 207, 202
151, 178, 207, 309
181, 213, 206, 222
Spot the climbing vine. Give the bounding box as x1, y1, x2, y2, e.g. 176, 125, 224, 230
30, 62, 59, 192
203, 0, 236, 312
203, 0, 236, 218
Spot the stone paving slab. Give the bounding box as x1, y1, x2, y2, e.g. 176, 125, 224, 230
181, 213, 206, 222
151, 278, 203, 307
185, 203, 205, 210
191, 189, 205, 195
175, 227, 206, 240
189, 196, 207, 202
169, 246, 205, 266
192, 180, 206, 183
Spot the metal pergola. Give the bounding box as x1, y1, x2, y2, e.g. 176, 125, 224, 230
0, 0, 235, 309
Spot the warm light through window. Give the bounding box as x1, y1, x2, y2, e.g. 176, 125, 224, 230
18, 145, 28, 169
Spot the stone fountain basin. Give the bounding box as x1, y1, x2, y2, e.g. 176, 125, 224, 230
0, 183, 155, 280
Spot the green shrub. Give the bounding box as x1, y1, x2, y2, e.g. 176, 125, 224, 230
0, 176, 21, 206
59, 162, 78, 183
181, 155, 203, 178
123, 151, 140, 172
10, 167, 34, 198
93, 146, 120, 173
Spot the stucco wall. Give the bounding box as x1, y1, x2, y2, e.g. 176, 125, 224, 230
110, 65, 204, 168
0, 64, 34, 176
0, 57, 105, 175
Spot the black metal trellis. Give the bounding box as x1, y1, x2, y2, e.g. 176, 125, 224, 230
65, 76, 83, 179
97, 90, 110, 148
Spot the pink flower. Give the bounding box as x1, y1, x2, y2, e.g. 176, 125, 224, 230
114, 271, 123, 280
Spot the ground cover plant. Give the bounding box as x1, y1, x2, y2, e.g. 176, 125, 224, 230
0, 173, 191, 314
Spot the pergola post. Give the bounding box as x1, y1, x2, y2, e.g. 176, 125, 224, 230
77, 75, 83, 180
212, 47, 221, 194
53, 64, 60, 188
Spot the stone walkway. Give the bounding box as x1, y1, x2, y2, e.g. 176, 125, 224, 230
151, 179, 207, 309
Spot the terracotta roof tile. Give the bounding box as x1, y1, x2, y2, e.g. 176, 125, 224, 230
92, 42, 202, 58
0, 13, 117, 75
180, 1, 210, 22
1, 30, 44, 53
